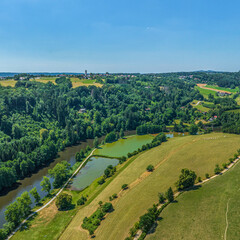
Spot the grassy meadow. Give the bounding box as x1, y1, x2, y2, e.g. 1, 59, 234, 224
0, 80, 16, 87
0, 77, 103, 88
12, 133, 240, 240
195, 86, 218, 98
191, 100, 211, 112
205, 84, 239, 93
146, 159, 240, 240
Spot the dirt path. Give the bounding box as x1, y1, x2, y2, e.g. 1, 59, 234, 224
224, 199, 231, 240
197, 84, 232, 94
7, 148, 96, 240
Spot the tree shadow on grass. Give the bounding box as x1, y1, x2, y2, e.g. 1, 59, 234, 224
58, 203, 76, 211
19, 214, 37, 232
183, 184, 202, 192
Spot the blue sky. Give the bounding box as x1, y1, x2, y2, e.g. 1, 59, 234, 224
0, 0, 240, 72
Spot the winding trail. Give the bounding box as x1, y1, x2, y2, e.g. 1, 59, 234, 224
224, 199, 231, 240
7, 148, 96, 240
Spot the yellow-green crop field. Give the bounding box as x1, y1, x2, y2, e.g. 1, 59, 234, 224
147, 155, 240, 240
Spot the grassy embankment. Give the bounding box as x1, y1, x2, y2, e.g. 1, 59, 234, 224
58, 133, 240, 240
147, 153, 240, 240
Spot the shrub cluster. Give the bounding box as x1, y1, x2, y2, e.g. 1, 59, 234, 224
82, 202, 114, 235
77, 195, 87, 206
109, 193, 118, 201
97, 165, 117, 185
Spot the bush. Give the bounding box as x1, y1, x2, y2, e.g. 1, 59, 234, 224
122, 184, 128, 190
175, 168, 197, 190
214, 164, 221, 174
146, 164, 154, 172
222, 163, 227, 169
105, 131, 117, 143
205, 173, 210, 179
165, 187, 174, 202
56, 193, 72, 210
139, 212, 155, 233
112, 193, 118, 199
139, 232, 147, 240
198, 176, 202, 182
77, 195, 87, 206
102, 202, 114, 213
119, 156, 127, 164
82, 202, 114, 236
158, 192, 165, 204
98, 177, 105, 185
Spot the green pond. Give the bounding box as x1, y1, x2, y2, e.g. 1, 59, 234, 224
94, 134, 154, 157
71, 157, 119, 191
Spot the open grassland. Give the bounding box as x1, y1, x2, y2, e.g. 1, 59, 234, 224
94, 135, 154, 157
206, 84, 239, 93
0, 77, 103, 88
191, 100, 211, 112
12, 133, 240, 240
195, 86, 218, 98
0, 80, 16, 87
31, 78, 56, 84
70, 78, 103, 88
146, 158, 240, 240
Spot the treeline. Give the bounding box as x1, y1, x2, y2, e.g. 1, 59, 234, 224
136, 124, 162, 135
219, 112, 240, 134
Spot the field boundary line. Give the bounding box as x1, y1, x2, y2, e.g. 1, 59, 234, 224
224, 198, 231, 240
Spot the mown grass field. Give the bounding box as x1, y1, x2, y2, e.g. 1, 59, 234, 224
0, 77, 103, 88
206, 84, 239, 93
12, 133, 240, 240
191, 100, 211, 112
146, 158, 240, 240
195, 86, 218, 98
0, 80, 16, 87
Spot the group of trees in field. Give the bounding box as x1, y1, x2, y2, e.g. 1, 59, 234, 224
98, 165, 117, 185
82, 201, 114, 236
126, 168, 198, 240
